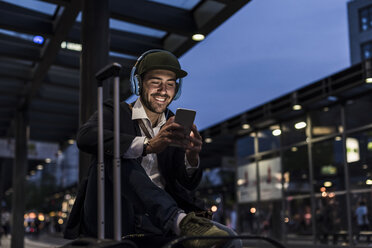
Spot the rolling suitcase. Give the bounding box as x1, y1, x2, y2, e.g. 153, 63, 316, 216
62, 63, 137, 248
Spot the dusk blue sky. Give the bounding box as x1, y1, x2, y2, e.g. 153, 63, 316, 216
6, 0, 351, 131
171, 0, 350, 130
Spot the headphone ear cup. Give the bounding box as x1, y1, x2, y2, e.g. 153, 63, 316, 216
173, 78, 182, 100
174, 82, 180, 99
134, 75, 141, 95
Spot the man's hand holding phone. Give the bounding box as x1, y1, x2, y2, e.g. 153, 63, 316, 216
172, 108, 202, 167
145, 108, 202, 166
145, 117, 188, 154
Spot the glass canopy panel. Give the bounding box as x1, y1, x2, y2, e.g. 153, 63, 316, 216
109, 51, 137, 60
76, 12, 166, 39
147, 0, 201, 10
109, 18, 166, 38
2, 0, 57, 15
0, 28, 35, 41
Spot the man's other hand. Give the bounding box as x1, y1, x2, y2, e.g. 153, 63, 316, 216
185, 124, 202, 167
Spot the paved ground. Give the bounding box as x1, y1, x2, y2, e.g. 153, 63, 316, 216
0, 235, 275, 248
0, 233, 289, 248
3, 234, 372, 248
0, 234, 70, 248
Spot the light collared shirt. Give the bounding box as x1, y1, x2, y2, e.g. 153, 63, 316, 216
123, 98, 199, 188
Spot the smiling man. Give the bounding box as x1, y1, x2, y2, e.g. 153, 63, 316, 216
65, 50, 241, 248
141, 69, 176, 113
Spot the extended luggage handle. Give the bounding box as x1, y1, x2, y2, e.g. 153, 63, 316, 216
162, 235, 287, 248
95, 62, 122, 241
96, 63, 122, 84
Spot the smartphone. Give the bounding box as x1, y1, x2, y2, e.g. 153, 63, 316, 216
174, 108, 196, 135
170, 108, 196, 147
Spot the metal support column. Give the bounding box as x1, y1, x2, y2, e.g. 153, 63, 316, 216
306, 113, 317, 245
341, 105, 354, 247
11, 109, 28, 248
79, 0, 110, 182
254, 132, 261, 230
279, 124, 286, 243
233, 141, 241, 233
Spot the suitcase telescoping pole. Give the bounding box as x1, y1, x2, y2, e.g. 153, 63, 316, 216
95, 63, 122, 241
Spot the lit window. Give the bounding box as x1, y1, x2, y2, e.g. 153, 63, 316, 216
365, 51, 371, 58
361, 41, 372, 60
359, 6, 372, 32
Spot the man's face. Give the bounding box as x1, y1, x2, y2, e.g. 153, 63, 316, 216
140, 69, 177, 114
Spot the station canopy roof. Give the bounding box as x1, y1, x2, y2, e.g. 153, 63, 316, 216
0, 0, 251, 145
